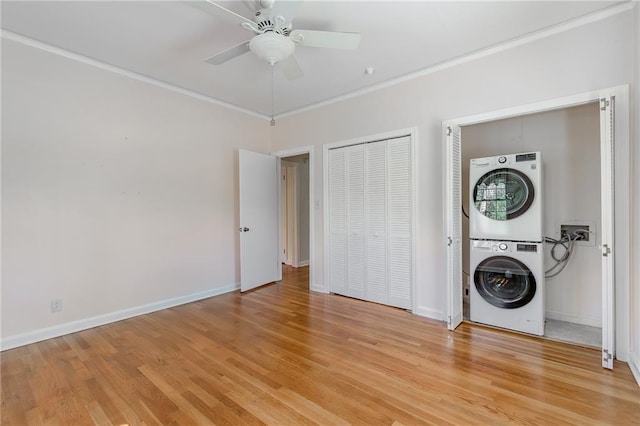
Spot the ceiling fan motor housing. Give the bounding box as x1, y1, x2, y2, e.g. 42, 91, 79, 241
254, 9, 291, 35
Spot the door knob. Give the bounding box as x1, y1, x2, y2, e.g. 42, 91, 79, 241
239, 227, 250, 232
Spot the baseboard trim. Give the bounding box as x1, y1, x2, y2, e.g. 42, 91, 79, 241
1, 283, 239, 351
413, 306, 444, 322
310, 284, 328, 293
545, 310, 601, 328
628, 352, 640, 387
298, 260, 309, 267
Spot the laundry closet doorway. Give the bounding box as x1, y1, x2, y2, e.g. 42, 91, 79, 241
324, 128, 417, 311
444, 86, 630, 370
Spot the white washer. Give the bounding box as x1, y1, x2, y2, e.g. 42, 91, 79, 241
470, 240, 545, 336
469, 152, 542, 242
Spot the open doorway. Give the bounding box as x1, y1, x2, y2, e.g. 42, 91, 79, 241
444, 86, 630, 370
274, 146, 314, 291
461, 102, 602, 348
280, 154, 310, 269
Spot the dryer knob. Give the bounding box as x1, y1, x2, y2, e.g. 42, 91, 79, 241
498, 243, 508, 251
498, 156, 507, 164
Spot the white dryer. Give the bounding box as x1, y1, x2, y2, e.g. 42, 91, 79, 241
469, 152, 542, 242
470, 240, 545, 336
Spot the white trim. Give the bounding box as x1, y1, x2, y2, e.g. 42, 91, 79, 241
298, 260, 309, 267
0, 283, 239, 351
323, 127, 418, 151
545, 310, 602, 329
629, 352, 640, 387
276, 2, 633, 119
272, 146, 315, 290
411, 128, 419, 314
1, 30, 269, 120
413, 306, 444, 322
448, 86, 627, 126
443, 85, 631, 364
323, 127, 418, 309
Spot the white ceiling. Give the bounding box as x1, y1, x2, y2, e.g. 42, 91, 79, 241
1, 1, 623, 117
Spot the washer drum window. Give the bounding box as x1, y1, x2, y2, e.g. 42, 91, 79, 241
474, 256, 536, 309
473, 168, 534, 220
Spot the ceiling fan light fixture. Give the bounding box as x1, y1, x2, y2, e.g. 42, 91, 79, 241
249, 32, 295, 65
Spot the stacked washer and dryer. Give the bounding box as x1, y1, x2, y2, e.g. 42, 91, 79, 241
469, 152, 545, 336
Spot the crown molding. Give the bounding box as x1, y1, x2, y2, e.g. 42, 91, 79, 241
276, 1, 634, 120
2, 1, 633, 122
1, 29, 270, 120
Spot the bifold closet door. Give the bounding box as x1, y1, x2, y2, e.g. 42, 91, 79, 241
328, 148, 347, 296
346, 144, 366, 299
364, 141, 387, 304
328, 136, 412, 309
386, 136, 412, 309
328, 144, 366, 299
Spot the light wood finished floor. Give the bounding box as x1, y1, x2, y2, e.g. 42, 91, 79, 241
2, 266, 639, 425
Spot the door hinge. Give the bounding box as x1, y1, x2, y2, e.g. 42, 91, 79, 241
602, 244, 611, 257
600, 98, 610, 111
446, 126, 452, 136
447, 236, 453, 247
603, 349, 613, 362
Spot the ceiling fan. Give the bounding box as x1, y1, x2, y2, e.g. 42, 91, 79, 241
199, 0, 361, 80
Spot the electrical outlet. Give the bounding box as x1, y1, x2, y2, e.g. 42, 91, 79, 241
50, 299, 62, 313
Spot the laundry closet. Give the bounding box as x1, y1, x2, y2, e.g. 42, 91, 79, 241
461, 102, 602, 347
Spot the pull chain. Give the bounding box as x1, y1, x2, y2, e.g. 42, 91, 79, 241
270, 64, 276, 126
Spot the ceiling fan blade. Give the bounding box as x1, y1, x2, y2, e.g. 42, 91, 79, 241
194, 0, 256, 28
290, 29, 361, 50
279, 55, 303, 80
270, 0, 304, 23
205, 41, 251, 65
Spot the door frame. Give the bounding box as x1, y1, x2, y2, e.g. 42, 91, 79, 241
322, 127, 418, 310
443, 85, 631, 364
272, 146, 315, 289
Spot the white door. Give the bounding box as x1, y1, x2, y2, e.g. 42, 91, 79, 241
239, 149, 280, 292
386, 136, 413, 309
346, 144, 366, 299
327, 136, 413, 309
599, 96, 615, 369
445, 124, 463, 330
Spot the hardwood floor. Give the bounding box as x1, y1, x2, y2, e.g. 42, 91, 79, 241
2, 265, 638, 425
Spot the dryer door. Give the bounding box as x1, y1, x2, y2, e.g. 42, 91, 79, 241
473, 168, 534, 221
474, 255, 536, 309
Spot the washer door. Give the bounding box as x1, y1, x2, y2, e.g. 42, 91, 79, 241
473, 168, 534, 220
474, 255, 536, 309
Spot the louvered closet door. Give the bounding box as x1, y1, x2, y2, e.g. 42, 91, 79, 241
365, 141, 388, 304
387, 136, 412, 309
328, 148, 347, 295
328, 136, 412, 308
346, 144, 365, 299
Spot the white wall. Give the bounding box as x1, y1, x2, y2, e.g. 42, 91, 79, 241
461, 103, 602, 326
271, 10, 634, 330
1, 39, 270, 347
630, 2, 640, 382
